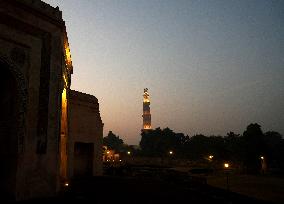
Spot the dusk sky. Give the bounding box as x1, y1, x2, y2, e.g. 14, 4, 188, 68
44, 0, 284, 145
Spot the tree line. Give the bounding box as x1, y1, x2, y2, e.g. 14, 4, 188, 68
139, 123, 284, 173
103, 123, 284, 173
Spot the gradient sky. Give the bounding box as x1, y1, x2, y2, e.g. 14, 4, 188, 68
44, 0, 284, 145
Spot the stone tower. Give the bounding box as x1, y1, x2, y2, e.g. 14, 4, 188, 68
142, 88, 152, 130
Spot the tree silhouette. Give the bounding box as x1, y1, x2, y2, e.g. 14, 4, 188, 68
140, 127, 186, 157
138, 123, 283, 174
263, 131, 284, 171
242, 123, 266, 173
103, 131, 124, 152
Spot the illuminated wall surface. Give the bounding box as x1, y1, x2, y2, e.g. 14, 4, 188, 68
60, 88, 68, 180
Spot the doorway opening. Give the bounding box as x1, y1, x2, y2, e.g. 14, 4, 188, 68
0, 62, 18, 200
73, 142, 94, 177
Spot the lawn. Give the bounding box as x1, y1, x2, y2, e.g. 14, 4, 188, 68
207, 174, 284, 204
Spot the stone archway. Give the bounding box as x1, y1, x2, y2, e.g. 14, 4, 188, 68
0, 57, 27, 200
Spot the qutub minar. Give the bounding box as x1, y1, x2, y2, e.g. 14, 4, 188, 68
142, 88, 152, 130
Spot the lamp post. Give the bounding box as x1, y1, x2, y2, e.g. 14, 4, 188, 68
224, 163, 230, 191
260, 156, 266, 174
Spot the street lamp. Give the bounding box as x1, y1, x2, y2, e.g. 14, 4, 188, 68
169, 150, 173, 155
260, 156, 265, 174
224, 163, 230, 191
260, 156, 264, 160
127, 151, 131, 155
209, 155, 214, 160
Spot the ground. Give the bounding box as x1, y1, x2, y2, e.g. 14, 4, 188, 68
207, 174, 284, 204
14, 175, 272, 204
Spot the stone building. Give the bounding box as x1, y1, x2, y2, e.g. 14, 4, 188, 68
69, 90, 103, 178
0, 0, 103, 201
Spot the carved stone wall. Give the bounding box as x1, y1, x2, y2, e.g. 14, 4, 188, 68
0, 0, 70, 200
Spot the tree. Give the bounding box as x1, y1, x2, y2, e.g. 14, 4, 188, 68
138, 123, 284, 174
139, 127, 185, 157
103, 131, 124, 152
263, 131, 284, 171
184, 134, 209, 160
224, 132, 243, 164
242, 123, 266, 173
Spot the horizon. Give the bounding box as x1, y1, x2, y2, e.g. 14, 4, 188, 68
44, 0, 284, 145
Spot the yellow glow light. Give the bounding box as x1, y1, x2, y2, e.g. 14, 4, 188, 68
144, 125, 151, 129
63, 74, 68, 88
64, 182, 69, 187
209, 155, 213, 159
169, 151, 173, 155
62, 88, 67, 100
143, 98, 150, 103
65, 44, 72, 68
260, 156, 264, 160
127, 151, 131, 155
224, 163, 229, 168
143, 89, 150, 103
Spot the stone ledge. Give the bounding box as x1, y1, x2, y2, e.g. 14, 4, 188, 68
70, 90, 99, 104
14, 0, 63, 21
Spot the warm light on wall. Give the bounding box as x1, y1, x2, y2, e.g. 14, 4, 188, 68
63, 32, 73, 75
143, 125, 151, 129
143, 94, 150, 103
63, 74, 68, 88
60, 87, 68, 180
143, 88, 150, 103
65, 47, 71, 65
143, 98, 150, 103
62, 88, 67, 110
64, 40, 72, 70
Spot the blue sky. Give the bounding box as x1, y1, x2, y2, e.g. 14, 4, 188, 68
44, 0, 284, 144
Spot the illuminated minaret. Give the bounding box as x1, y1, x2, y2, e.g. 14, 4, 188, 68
142, 88, 152, 130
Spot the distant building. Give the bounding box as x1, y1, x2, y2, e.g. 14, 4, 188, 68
142, 88, 152, 130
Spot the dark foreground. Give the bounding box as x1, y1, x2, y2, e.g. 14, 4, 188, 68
14, 176, 272, 204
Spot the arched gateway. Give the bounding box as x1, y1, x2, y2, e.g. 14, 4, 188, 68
0, 58, 27, 200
